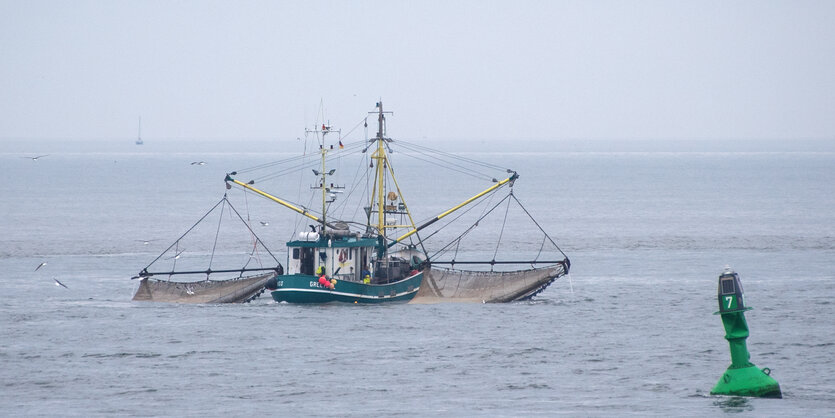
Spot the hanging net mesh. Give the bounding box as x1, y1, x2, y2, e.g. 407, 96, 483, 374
132, 195, 282, 304
132, 272, 275, 304
414, 264, 566, 303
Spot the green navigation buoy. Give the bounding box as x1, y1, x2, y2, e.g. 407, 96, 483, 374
711, 267, 781, 398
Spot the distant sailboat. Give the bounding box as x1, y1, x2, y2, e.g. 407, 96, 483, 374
136, 117, 144, 145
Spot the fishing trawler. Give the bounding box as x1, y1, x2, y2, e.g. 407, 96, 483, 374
222, 101, 569, 304
133, 100, 569, 304
225, 102, 437, 303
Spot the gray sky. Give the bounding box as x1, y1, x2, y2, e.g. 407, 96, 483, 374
2, 0, 834, 142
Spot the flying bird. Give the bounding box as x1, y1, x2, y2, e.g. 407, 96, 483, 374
190, 161, 206, 166
23, 155, 49, 161
167, 249, 186, 260
135, 239, 156, 245
54, 278, 68, 289
260, 221, 269, 226
35, 262, 47, 271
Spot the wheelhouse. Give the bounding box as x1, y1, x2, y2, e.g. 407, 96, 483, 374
286, 233, 376, 283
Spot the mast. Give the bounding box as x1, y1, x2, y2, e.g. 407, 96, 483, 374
308, 121, 339, 235
320, 144, 328, 233
372, 102, 387, 238
224, 114, 341, 233
136, 116, 143, 145
367, 101, 424, 254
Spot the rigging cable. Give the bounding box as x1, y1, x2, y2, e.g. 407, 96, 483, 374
335, 163, 370, 221
429, 191, 512, 261
141, 197, 227, 272
240, 188, 263, 271
509, 192, 568, 259
417, 186, 501, 245
396, 139, 509, 172
428, 190, 567, 271
533, 235, 547, 266
292, 130, 313, 238
337, 115, 370, 143
224, 197, 283, 266
393, 147, 496, 182
251, 141, 366, 183
207, 197, 226, 275
383, 155, 428, 257
491, 189, 513, 270
356, 117, 371, 225
234, 152, 317, 175
170, 241, 179, 280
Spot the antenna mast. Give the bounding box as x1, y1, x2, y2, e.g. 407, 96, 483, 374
307, 121, 340, 234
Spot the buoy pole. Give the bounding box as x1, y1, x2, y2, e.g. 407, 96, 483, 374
710, 267, 782, 398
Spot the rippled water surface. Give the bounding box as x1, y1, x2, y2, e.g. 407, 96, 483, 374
1, 142, 834, 416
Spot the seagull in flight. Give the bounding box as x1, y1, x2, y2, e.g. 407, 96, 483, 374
190, 161, 207, 166
135, 239, 156, 245
35, 262, 47, 271
167, 249, 186, 260
23, 155, 49, 161
260, 221, 269, 226
54, 278, 69, 289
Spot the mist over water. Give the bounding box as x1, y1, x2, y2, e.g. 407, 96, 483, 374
1, 140, 833, 416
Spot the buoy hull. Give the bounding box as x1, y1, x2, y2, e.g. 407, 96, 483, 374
711, 365, 782, 398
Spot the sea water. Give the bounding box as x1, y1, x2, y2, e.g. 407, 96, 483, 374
1, 140, 834, 416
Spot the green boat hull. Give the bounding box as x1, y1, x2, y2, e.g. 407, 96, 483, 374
270, 272, 422, 304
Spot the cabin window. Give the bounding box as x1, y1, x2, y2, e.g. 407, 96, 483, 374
300, 248, 315, 275
292, 248, 300, 260
720, 278, 735, 295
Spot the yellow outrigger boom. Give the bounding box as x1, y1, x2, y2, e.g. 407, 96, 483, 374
389, 171, 518, 247
225, 175, 324, 225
